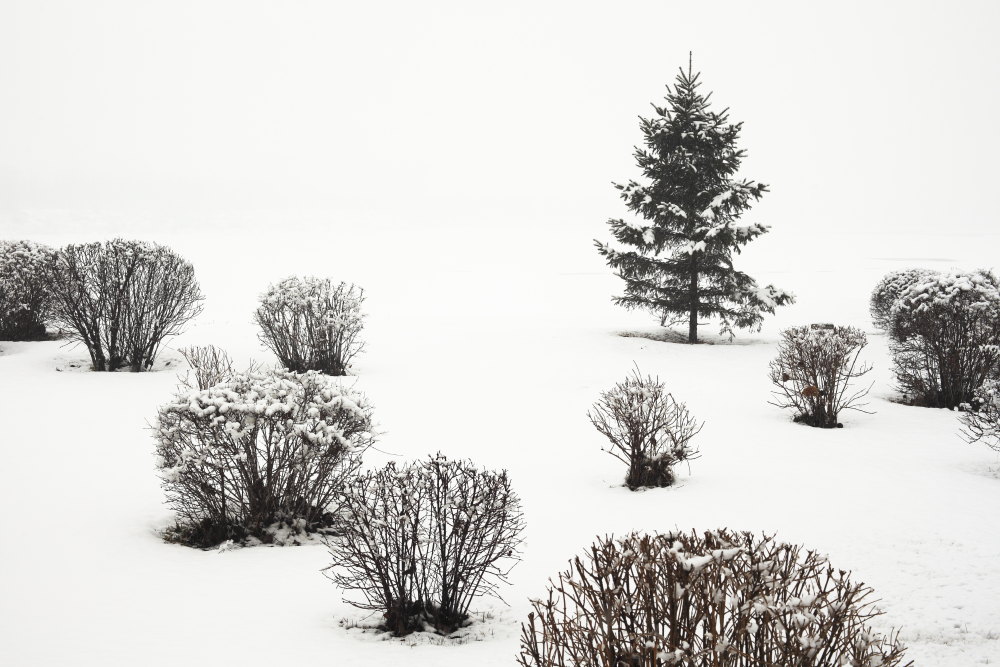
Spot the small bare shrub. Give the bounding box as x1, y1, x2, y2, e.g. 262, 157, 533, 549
325, 454, 525, 636
0, 240, 58, 340
961, 379, 1000, 453
888, 270, 1000, 408
587, 369, 701, 490
869, 268, 937, 331
47, 239, 203, 371
154, 369, 374, 547
769, 324, 873, 428
177, 344, 254, 390
254, 276, 364, 376
518, 530, 912, 667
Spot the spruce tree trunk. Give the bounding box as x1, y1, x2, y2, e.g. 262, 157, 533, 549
687, 270, 699, 344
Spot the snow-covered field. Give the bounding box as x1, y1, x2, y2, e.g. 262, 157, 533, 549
1, 213, 998, 665
3, 1, 1000, 664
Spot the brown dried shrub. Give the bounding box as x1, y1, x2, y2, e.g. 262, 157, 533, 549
518, 530, 911, 667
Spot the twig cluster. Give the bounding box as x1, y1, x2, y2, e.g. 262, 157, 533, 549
588, 369, 702, 489
518, 530, 912, 667
325, 454, 525, 636
768, 324, 873, 428
47, 239, 203, 371
177, 344, 256, 390
961, 379, 1000, 453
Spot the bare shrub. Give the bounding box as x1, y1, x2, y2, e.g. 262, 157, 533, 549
325, 454, 525, 636
587, 369, 701, 490
888, 270, 1000, 408
869, 268, 937, 331
518, 530, 912, 667
47, 239, 203, 371
153, 369, 374, 547
327, 462, 427, 635
768, 324, 873, 428
177, 344, 253, 390
254, 276, 364, 376
0, 240, 58, 340
961, 379, 1000, 453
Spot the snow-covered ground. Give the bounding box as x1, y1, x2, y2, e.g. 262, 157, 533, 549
1, 213, 998, 665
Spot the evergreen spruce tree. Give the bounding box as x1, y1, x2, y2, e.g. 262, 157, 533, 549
596, 60, 793, 343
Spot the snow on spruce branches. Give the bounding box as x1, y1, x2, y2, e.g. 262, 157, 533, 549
596, 64, 793, 343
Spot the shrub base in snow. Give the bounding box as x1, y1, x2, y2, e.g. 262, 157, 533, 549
336, 608, 509, 646
163, 515, 332, 550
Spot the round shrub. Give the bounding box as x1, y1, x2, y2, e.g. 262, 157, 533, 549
518, 530, 911, 667
254, 276, 365, 376
326, 454, 525, 636
154, 369, 374, 547
587, 369, 701, 490
47, 239, 203, 371
961, 379, 1000, 453
0, 240, 58, 340
768, 324, 872, 428
869, 268, 937, 331
888, 270, 1000, 407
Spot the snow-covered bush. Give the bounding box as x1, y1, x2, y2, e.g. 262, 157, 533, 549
154, 369, 374, 547
326, 454, 524, 636
0, 240, 58, 340
961, 379, 1000, 452
869, 268, 937, 332
768, 324, 872, 428
254, 276, 364, 376
47, 239, 203, 371
587, 369, 701, 489
888, 270, 1000, 408
517, 530, 912, 667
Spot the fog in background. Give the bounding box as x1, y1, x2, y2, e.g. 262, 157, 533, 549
1, 0, 998, 240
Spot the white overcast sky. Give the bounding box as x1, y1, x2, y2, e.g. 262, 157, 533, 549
1, 1, 998, 236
